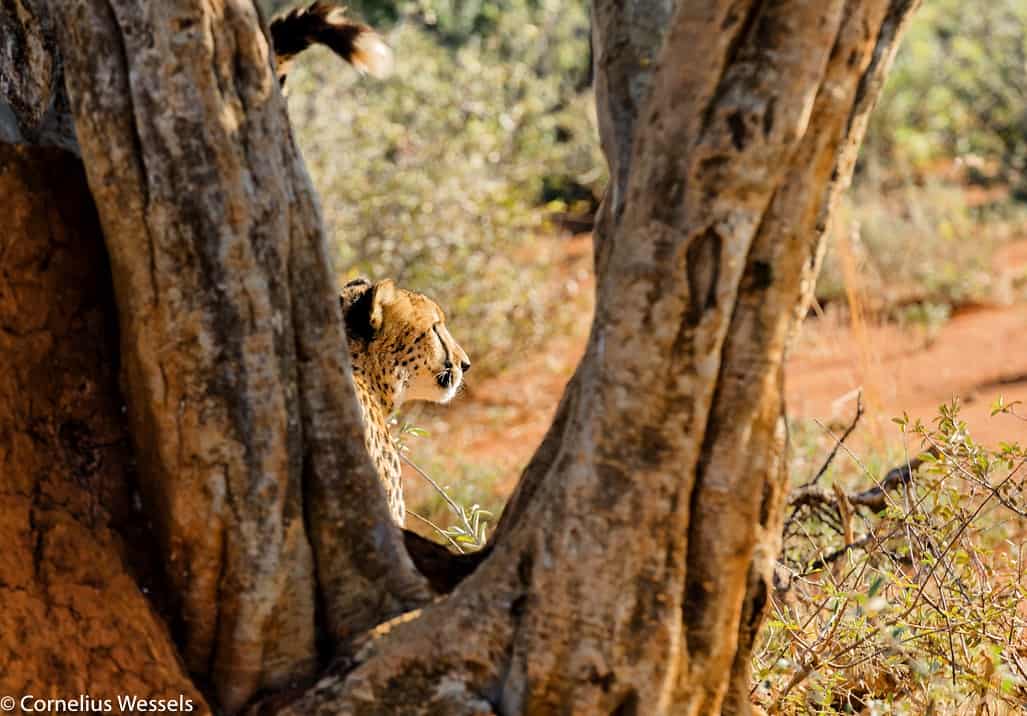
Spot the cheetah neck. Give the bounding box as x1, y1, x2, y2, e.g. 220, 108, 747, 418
350, 368, 406, 525
350, 354, 405, 416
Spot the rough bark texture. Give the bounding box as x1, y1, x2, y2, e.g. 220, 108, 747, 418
714, 5, 920, 712
0, 143, 206, 711
590, 0, 674, 222
45, 1, 430, 711
0, 1, 76, 151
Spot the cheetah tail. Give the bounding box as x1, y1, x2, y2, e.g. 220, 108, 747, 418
270, 1, 392, 85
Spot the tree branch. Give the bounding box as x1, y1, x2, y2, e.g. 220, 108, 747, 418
789, 455, 929, 516
801, 393, 865, 489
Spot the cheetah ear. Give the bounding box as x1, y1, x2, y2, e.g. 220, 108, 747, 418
341, 279, 375, 343
342, 278, 397, 342
339, 277, 372, 311
368, 279, 397, 331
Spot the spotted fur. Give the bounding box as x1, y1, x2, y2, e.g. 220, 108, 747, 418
340, 278, 470, 524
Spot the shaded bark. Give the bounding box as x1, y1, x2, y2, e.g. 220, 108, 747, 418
590, 0, 674, 223
0, 143, 206, 711
0, 2, 76, 151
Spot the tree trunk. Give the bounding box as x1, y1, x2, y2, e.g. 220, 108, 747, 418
4, 0, 430, 712
0, 0, 919, 714
51, 1, 432, 711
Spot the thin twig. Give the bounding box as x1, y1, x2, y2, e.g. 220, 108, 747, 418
407, 510, 465, 553
802, 391, 864, 489
402, 453, 465, 518
401, 453, 487, 550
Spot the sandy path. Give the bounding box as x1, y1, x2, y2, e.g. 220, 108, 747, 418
787, 302, 1026, 447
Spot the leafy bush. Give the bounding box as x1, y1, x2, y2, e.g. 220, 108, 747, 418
862, 0, 1027, 193
820, 0, 1027, 318
816, 179, 1013, 314
279, 0, 593, 88
757, 402, 1027, 713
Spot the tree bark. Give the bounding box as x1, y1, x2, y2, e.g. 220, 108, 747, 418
0, 0, 919, 714
50, 1, 434, 711
713, 5, 920, 711
0, 1, 76, 151
1, 0, 432, 711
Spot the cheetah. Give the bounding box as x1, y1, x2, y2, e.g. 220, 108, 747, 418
269, 1, 392, 85
340, 278, 470, 525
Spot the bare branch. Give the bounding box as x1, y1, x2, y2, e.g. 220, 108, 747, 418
788, 454, 931, 517
802, 392, 864, 489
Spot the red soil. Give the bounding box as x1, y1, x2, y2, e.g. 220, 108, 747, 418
407, 234, 1027, 510
788, 239, 1027, 448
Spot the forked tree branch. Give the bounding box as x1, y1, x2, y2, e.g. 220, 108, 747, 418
266, 3, 921, 715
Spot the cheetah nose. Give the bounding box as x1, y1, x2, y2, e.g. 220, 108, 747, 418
460, 359, 471, 373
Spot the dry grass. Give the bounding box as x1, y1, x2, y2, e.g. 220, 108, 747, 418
817, 177, 1023, 319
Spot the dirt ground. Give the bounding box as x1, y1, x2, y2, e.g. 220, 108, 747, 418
788, 238, 1027, 448
405, 233, 1027, 515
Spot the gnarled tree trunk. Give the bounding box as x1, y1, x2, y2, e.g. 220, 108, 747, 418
0, 0, 918, 713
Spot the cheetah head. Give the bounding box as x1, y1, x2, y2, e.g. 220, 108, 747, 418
340, 278, 470, 407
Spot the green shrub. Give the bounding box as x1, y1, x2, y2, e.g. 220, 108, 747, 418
759, 402, 1027, 713
862, 0, 1027, 192
289, 0, 594, 89
817, 179, 1007, 313
823, 1, 1027, 320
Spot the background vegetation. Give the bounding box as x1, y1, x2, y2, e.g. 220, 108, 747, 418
820, 0, 1027, 318
272, 0, 601, 377
270, 0, 1027, 365
268, 0, 1027, 710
